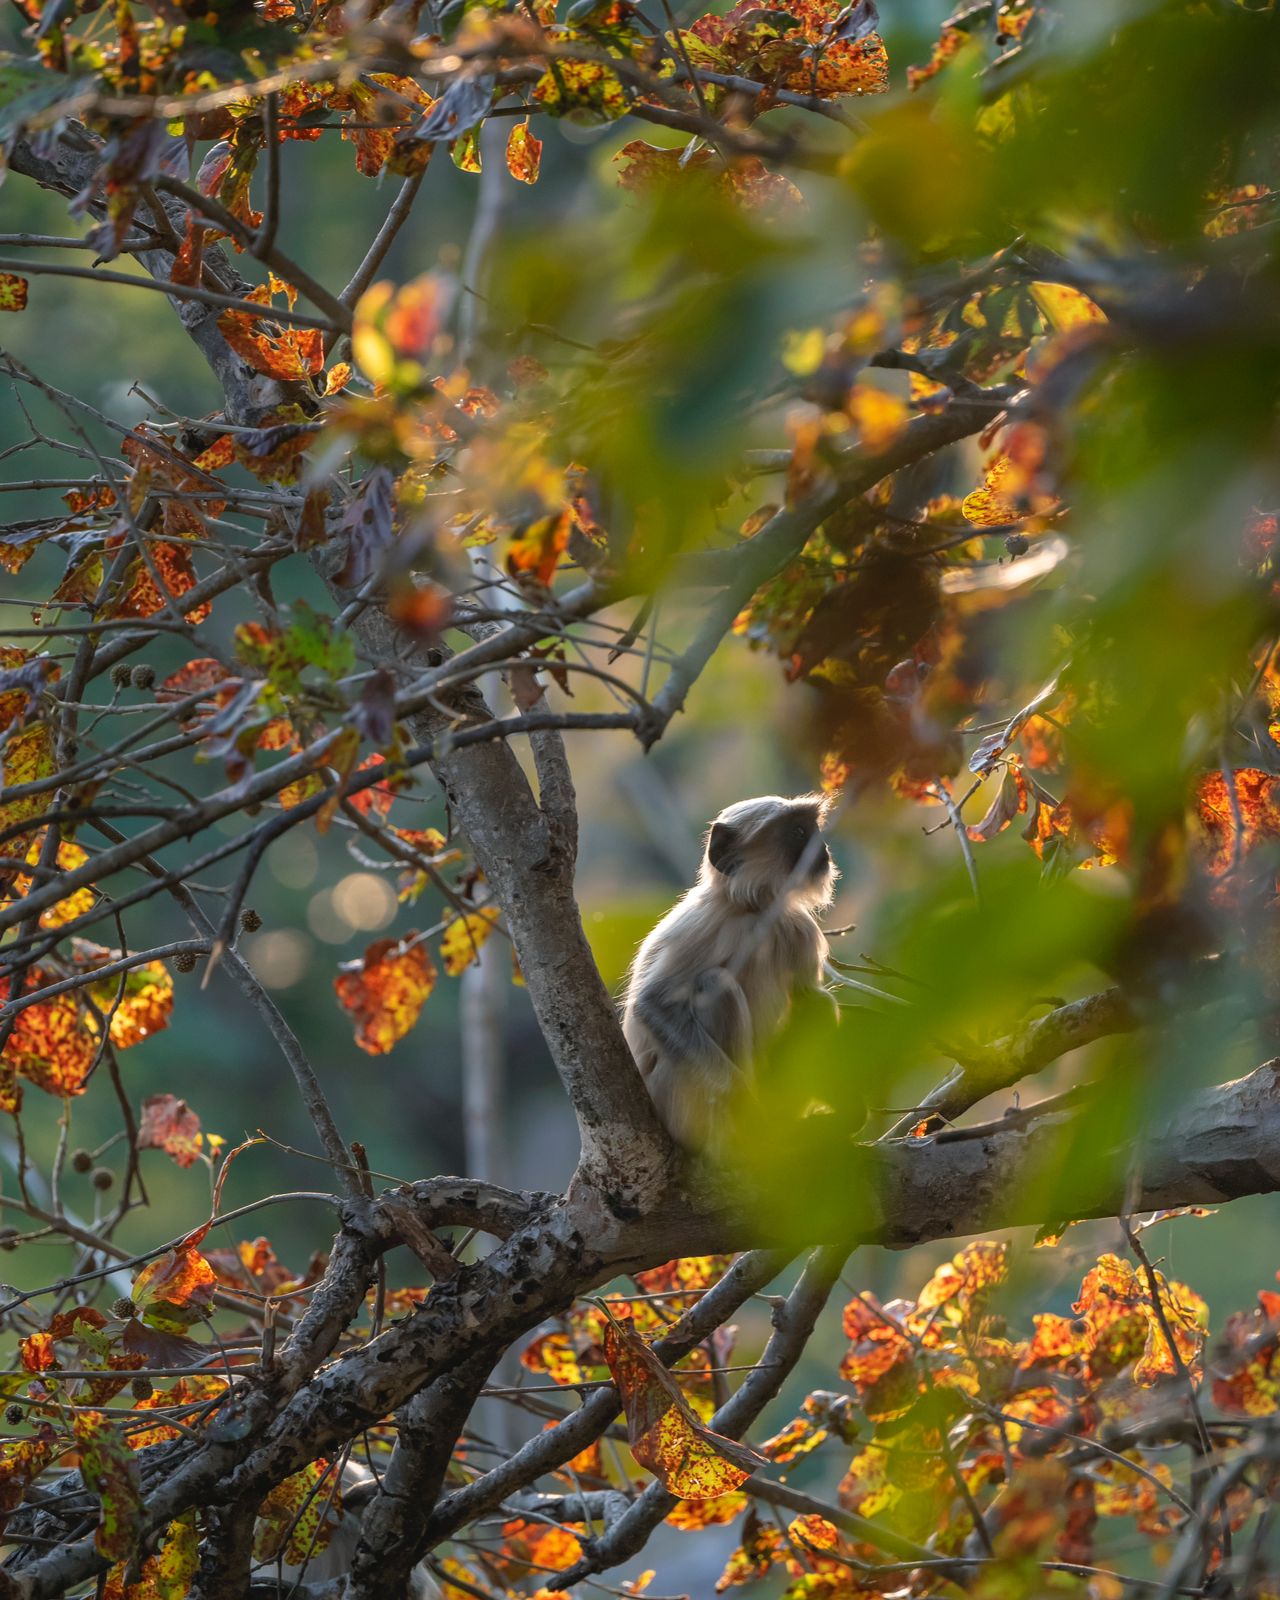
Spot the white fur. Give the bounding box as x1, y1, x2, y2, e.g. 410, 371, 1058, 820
622, 795, 835, 1150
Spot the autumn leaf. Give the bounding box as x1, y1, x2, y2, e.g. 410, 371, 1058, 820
0, 970, 99, 1098
109, 543, 211, 625
1029, 281, 1106, 331
440, 906, 501, 975
667, 1491, 747, 1529
137, 1094, 204, 1167
499, 1517, 584, 1573
89, 957, 174, 1049
102, 1511, 198, 1600
132, 1241, 217, 1330
0, 272, 28, 311
217, 278, 324, 382
1196, 768, 1280, 879
1072, 1253, 1207, 1387
334, 935, 437, 1053
1213, 1289, 1280, 1416
506, 120, 543, 183
962, 426, 1057, 527
506, 511, 571, 587
0, 1431, 56, 1518
686, 0, 889, 100
0, 722, 56, 842
915, 1238, 1008, 1323
716, 1508, 784, 1589
352, 274, 448, 392
388, 578, 452, 640
451, 126, 483, 172
759, 1411, 828, 1464
253, 1459, 343, 1565
5, 835, 95, 928
534, 51, 629, 120
615, 142, 802, 215
634, 1255, 736, 1306
845, 383, 909, 453
788, 1512, 839, 1549
73, 1412, 143, 1562
603, 1314, 766, 1498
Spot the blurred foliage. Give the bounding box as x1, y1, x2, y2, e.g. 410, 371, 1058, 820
1, 0, 1280, 1590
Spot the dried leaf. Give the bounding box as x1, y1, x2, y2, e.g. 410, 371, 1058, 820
137, 1094, 204, 1168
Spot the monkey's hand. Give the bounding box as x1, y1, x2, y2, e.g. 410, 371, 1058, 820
692, 967, 754, 1067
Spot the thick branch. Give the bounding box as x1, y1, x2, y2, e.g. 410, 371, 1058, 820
691, 1059, 1280, 1255
417, 1248, 789, 1552
310, 541, 674, 1201
346, 1351, 496, 1600
884, 986, 1139, 1138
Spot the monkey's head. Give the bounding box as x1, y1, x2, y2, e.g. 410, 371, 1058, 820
700, 794, 837, 912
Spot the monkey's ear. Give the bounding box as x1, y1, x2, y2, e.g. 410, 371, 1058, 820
707, 821, 738, 874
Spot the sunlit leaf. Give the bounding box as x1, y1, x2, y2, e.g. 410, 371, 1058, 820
440, 906, 502, 976
334, 935, 437, 1053
506, 120, 542, 184
603, 1314, 766, 1498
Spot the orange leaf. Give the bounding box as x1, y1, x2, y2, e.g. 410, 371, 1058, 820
505, 511, 571, 587
93, 958, 173, 1049
788, 1512, 839, 1549
1196, 768, 1280, 878
254, 1459, 343, 1565
334, 936, 436, 1054
0, 970, 99, 1098
73, 1412, 143, 1562
0, 722, 55, 843
131, 1242, 217, 1328
667, 1490, 747, 1529
633, 1255, 736, 1306
217, 283, 324, 382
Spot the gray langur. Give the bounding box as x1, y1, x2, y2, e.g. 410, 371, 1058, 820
622, 794, 837, 1151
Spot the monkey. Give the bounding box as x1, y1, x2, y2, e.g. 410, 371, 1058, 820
622, 794, 837, 1152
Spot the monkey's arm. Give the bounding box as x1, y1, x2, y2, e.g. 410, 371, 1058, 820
632, 966, 752, 1075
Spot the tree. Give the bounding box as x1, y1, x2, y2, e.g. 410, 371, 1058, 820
0, 0, 1279, 1592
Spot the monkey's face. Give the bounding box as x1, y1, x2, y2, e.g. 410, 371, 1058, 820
703, 795, 836, 910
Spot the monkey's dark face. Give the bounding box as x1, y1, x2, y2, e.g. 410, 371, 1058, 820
775, 808, 831, 882
703, 795, 836, 909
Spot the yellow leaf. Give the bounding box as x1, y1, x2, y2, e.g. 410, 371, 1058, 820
781, 328, 826, 376
1029, 280, 1107, 331
440, 907, 501, 975
846, 384, 909, 453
